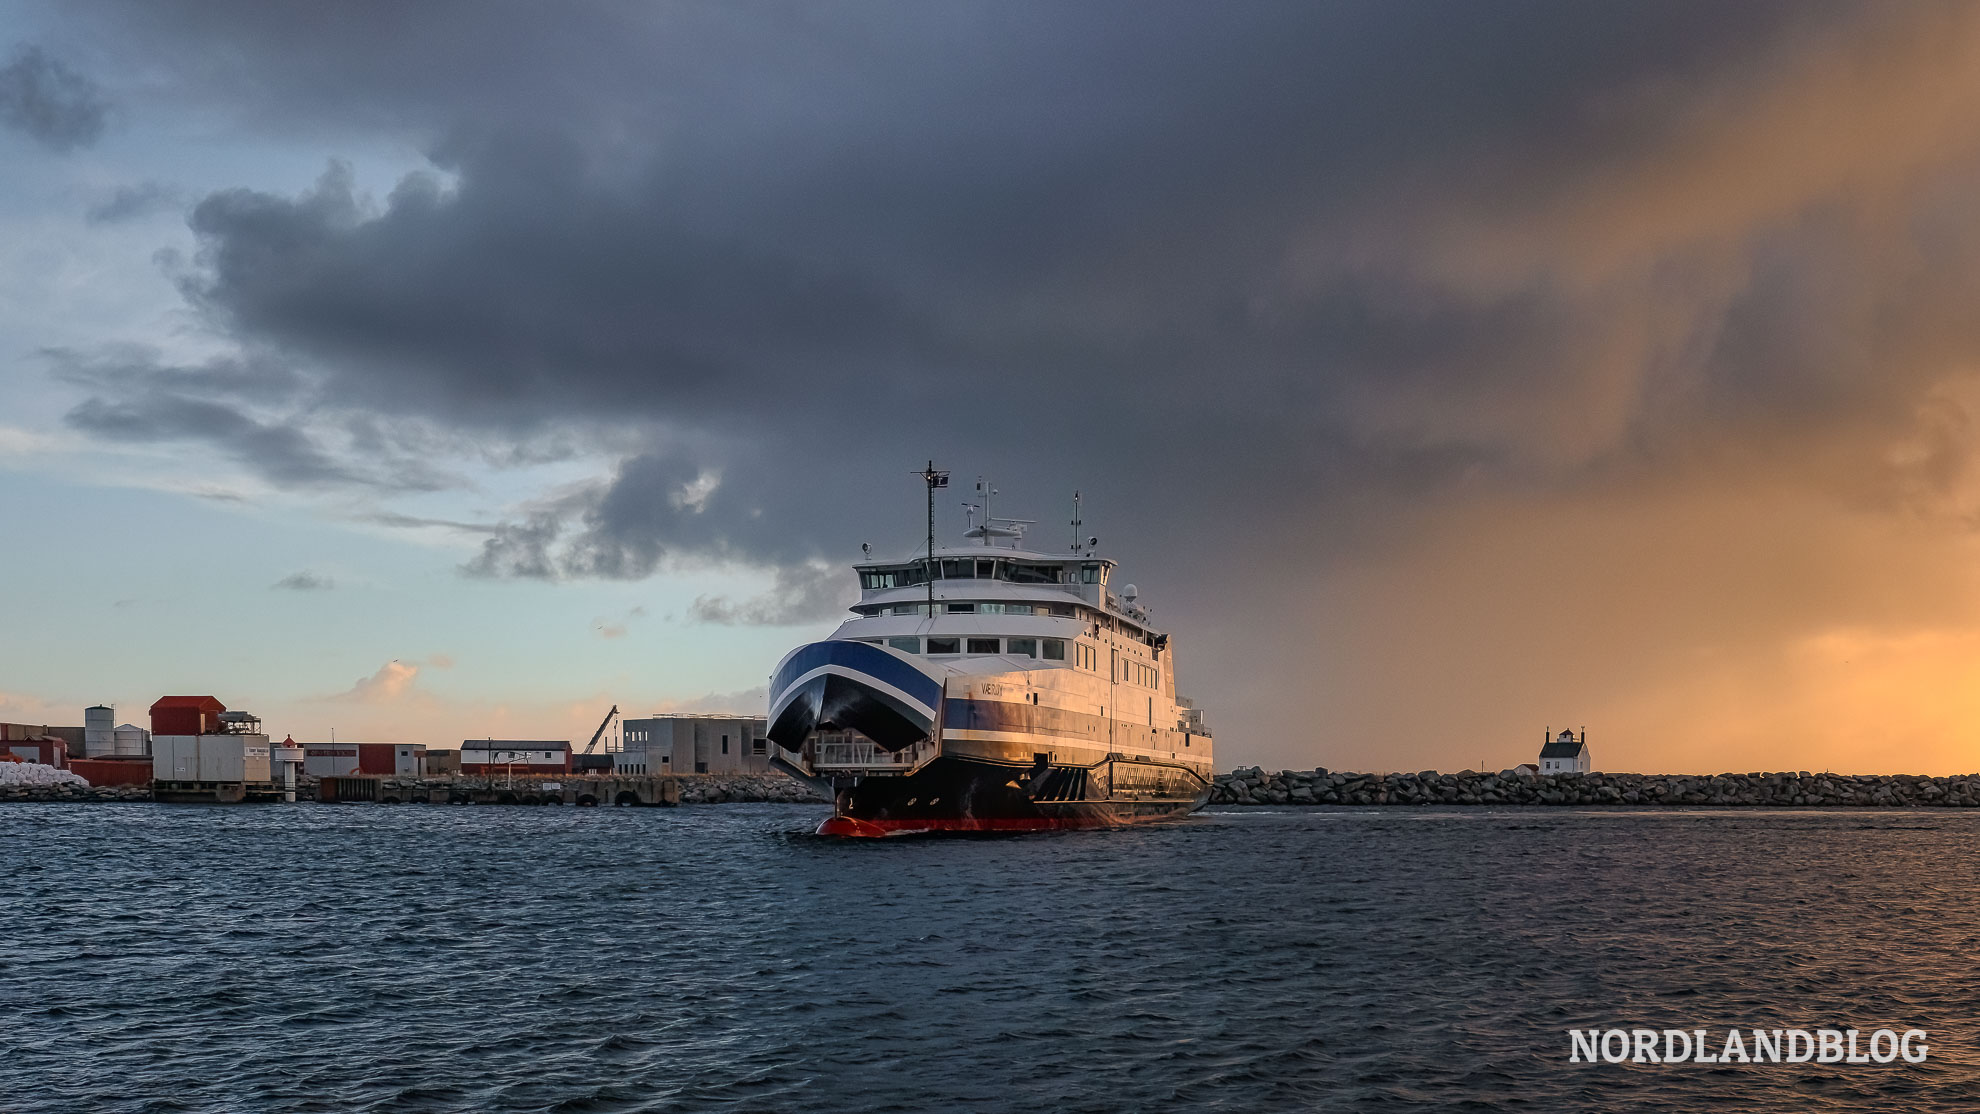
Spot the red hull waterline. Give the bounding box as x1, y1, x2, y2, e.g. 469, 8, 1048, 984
815, 811, 1184, 837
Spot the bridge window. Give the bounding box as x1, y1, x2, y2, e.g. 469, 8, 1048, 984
1081, 563, 1102, 584
940, 558, 974, 579
1004, 563, 1063, 584
1008, 638, 1037, 658
1043, 638, 1066, 661
976, 559, 996, 577
928, 637, 960, 655
860, 567, 920, 589
966, 637, 1000, 654
888, 637, 920, 653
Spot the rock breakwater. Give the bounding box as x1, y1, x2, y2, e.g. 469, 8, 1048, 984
2, 783, 151, 803
676, 773, 826, 804
1212, 768, 1980, 807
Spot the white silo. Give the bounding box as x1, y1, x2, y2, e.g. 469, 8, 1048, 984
112, 723, 149, 757
84, 705, 115, 757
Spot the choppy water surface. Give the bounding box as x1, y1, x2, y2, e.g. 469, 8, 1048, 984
6, 804, 1980, 1112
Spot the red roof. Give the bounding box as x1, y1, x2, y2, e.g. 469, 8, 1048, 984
149, 696, 226, 714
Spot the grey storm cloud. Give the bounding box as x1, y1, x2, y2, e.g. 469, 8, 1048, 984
690, 564, 856, 627
0, 45, 108, 151
50, 347, 458, 492
85, 181, 180, 225
44, 1, 1980, 597
272, 570, 334, 591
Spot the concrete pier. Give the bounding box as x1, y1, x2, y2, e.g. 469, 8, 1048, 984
318, 774, 682, 806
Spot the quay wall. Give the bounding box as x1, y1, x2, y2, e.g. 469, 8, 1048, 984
326, 772, 824, 804
0, 771, 827, 805
1212, 767, 1980, 807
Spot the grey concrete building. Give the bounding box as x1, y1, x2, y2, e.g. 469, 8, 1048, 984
617, 714, 770, 775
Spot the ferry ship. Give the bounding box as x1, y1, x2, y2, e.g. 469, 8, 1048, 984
767, 468, 1214, 835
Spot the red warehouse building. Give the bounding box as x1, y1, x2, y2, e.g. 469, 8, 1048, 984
304, 743, 428, 777
150, 696, 226, 737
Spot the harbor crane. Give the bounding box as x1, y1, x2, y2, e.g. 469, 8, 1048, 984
583, 705, 619, 754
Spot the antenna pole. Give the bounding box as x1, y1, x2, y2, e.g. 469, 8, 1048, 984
915, 461, 948, 610
928, 464, 935, 607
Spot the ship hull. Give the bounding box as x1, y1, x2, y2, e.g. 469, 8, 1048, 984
805, 752, 1209, 837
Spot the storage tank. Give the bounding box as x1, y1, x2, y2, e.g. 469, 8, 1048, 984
84, 705, 114, 758
112, 723, 149, 757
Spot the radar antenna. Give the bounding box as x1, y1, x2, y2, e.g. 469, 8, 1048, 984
961, 476, 1033, 545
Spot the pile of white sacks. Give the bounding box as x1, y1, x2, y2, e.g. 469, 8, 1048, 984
0, 761, 89, 788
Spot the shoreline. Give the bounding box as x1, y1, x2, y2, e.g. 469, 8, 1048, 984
13, 767, 1980, 809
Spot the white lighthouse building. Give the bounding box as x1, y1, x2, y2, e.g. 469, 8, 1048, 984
1539, 727, 1592, 774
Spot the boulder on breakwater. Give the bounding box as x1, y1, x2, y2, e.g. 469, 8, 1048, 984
1210, 767, 1980, 807
675, 773, 827, 804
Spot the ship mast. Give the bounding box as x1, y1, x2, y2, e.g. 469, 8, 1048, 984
916, 461, 948, 610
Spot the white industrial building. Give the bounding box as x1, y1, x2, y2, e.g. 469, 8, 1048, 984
460, 740, 570, 775
616, 714, 769, 775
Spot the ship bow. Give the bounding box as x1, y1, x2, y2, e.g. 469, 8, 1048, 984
767, 640, 944, 752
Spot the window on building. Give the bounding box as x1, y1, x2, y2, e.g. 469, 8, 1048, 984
946, 603, 976, 613
928, 637, 960, 654
889, 636, 921, 653
892, 604, 925, 616
721, 734, 729, 754
1050, 603, 1076, 617
753, 737, 767, 755
975, 559, 996, 577
1043, 638, 1066, 660
1081, 564, 1101, 584
941, 558, 974, 579
1005, 604, 1034, 615
967, 637, 1000, 654
979, 602, 1004, 614
1008, 638, 1037, 658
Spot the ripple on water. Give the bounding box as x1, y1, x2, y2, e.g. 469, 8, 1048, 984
5, 804, 1980, 1111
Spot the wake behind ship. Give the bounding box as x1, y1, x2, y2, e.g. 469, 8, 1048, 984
768, 471, 1214, 835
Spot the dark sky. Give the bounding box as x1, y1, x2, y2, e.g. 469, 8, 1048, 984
11, 2, 1980, 770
